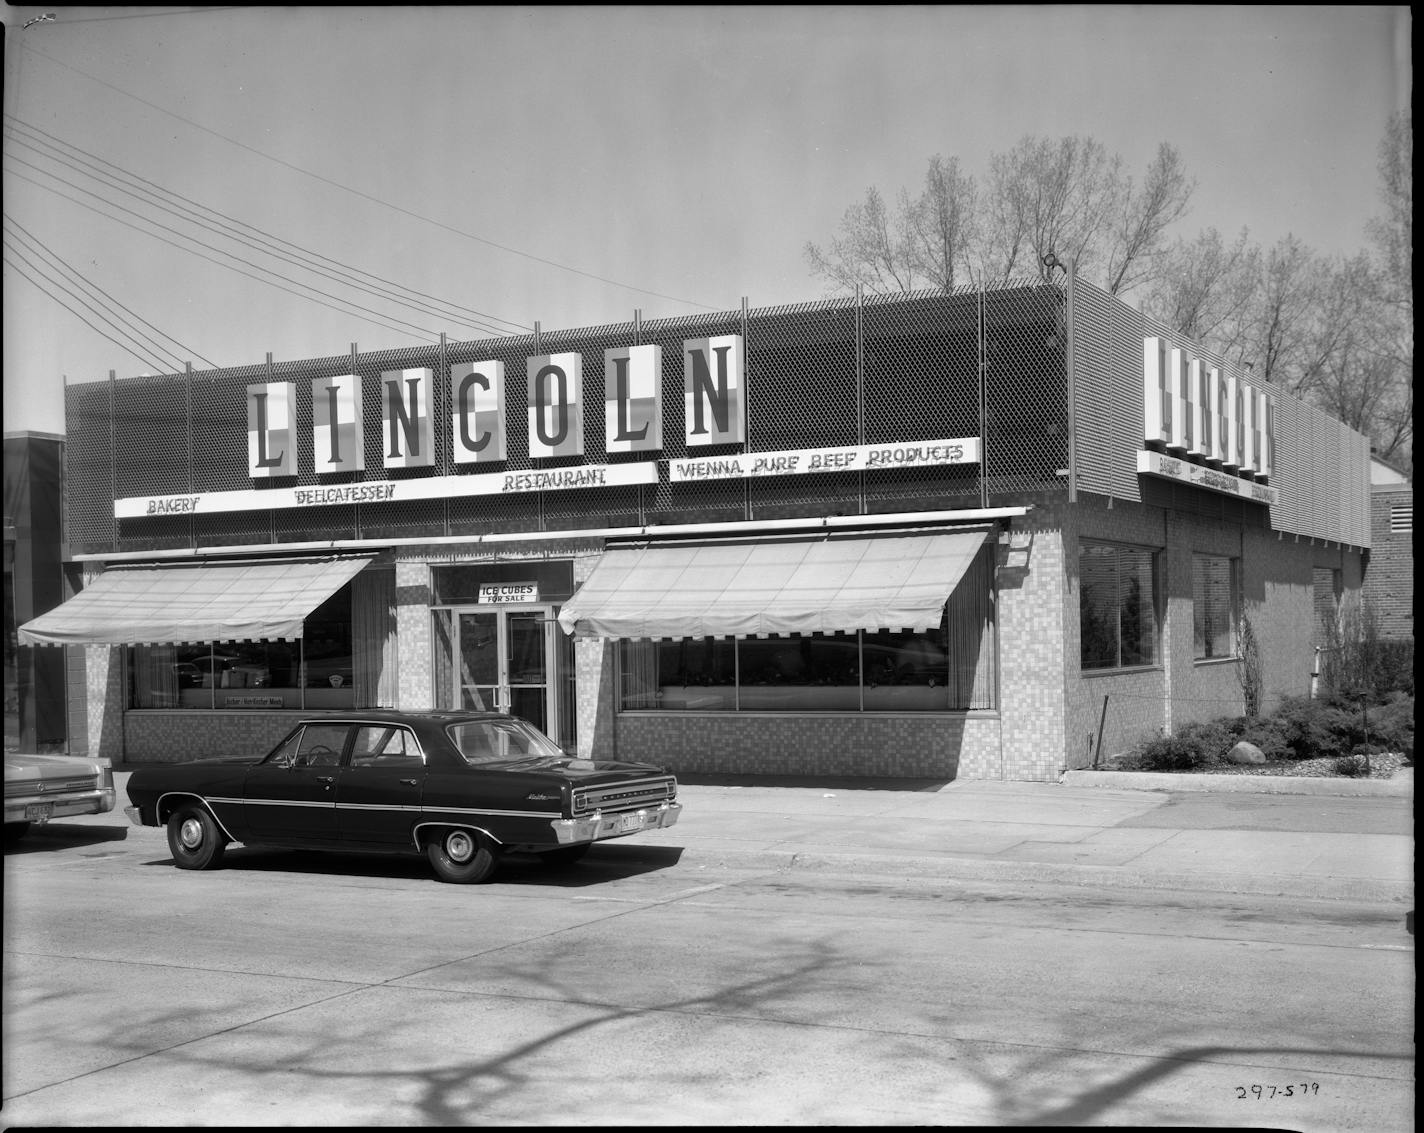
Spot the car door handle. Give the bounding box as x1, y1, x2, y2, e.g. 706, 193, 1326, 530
317, 776, 335, 785
399, 778, 418, 786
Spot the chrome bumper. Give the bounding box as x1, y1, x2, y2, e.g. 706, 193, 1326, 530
124, 805, 144, 826
549, 800, 681, 845
5, 787, 116, 824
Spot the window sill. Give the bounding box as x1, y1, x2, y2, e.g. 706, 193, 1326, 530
616, 709, 997, 718
1079, 664, 1161, 678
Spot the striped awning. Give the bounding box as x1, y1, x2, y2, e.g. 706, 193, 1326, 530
17, 556, 373, 646
557, 529, 991, 640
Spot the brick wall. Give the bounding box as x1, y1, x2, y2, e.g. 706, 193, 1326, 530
1061, 493, 1369, 763
122, 710, 353, 763
614, 712, 996, 779
1365, 485, 1414, 640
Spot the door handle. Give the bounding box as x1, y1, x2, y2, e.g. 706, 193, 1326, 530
399, 778, 417, 786
317, 776, 335, 785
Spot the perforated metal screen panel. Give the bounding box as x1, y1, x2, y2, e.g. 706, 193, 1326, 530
71, 284, 1082, 555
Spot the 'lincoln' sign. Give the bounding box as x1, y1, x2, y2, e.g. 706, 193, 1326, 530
247, 337, 747, 478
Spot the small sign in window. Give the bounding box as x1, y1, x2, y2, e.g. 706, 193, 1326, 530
478, 582, 539, 604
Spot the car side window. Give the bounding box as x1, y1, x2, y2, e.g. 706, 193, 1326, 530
296, 724, 349, 767
350, 725, 423, 768
265, 731, 303, 767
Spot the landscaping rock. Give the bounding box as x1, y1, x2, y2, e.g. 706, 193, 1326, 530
1226, 741, 1267, 765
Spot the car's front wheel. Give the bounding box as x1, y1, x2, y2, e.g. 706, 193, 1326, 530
426, 827, 499, 884
166, 802, 227, 870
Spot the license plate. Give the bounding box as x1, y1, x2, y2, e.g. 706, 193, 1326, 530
25, 803, 53, 823
604, 812, 643, 836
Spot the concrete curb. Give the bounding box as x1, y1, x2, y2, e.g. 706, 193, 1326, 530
1061, 769, 1414, 797
663, 843, 1415, 904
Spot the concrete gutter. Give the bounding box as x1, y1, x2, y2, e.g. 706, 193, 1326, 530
1062, 768, 1414, 797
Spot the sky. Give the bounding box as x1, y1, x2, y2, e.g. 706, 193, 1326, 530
1, 4, 1411, 437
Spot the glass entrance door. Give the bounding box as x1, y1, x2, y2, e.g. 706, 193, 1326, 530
455, 607, 558, 739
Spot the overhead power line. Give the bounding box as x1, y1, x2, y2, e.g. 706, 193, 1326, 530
5, 115, 529, 339
3, 250, 174, 374
4, 211, 219, 369
4, 157, 454, 347
18, 40, 720, 314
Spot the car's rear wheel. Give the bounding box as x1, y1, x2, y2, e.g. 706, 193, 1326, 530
538, 843, 591, 867
167, 802, 227, 870
426, 827, 499, 884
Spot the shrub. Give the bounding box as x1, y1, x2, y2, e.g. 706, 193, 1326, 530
1115, 694, 1414, 774
1233, 717, 1293, 761
1332, 754, 1370, 777
1133, 723, 1229, 771
1273, 696, 1355, 760
1364, 696, 1415, 758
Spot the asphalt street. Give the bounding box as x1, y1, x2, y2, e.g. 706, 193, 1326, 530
2, 767, 1414, 1128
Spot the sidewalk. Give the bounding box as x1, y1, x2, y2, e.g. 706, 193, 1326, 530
98, 768, 1413, 904
636, 771, 1414, 904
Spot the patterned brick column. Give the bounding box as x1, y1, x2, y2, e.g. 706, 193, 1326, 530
574, 636, 617, 759
85, 644, 125, 762
395, 560, 433, 710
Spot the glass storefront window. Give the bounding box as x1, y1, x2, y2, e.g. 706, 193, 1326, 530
128, 585, 358, 710
1192, 554, 1238, 661
1080, 542, 1159, 671
615, 546, 996, 713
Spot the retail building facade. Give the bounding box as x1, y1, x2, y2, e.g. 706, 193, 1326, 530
21, 279, 1373, 780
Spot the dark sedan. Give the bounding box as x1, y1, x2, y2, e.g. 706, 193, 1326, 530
124, 711, 681, 883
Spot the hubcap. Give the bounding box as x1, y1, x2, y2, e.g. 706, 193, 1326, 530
178, 817, 204, 850
445, 830, 474, 863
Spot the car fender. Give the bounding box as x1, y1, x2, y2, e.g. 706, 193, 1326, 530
155, 792, 239, 843
410, 819, 504, 854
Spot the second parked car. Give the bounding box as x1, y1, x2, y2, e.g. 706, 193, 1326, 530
5, 752, 117, 842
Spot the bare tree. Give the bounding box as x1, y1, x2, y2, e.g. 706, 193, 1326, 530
806, 136, 1193, 298
1104, 143, 1196, 296
976, 135, 1124, 283
1366, 110, 1412, 318
1232, 235, 1325, 389
1364, 110, 1412, 470
906, 155, 977, 290
804, 158, 980, 294
1308, 255, 1404, 431
1143, 227, 1258, 345
803, 186, 922, 295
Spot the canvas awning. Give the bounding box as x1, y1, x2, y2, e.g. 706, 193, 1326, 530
17, 556, 374, 646
557, 529, 991, 640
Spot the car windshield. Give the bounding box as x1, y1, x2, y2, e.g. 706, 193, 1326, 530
447, 718, 565, 765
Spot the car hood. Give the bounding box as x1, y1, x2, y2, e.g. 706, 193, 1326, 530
5, 753, 109, 780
